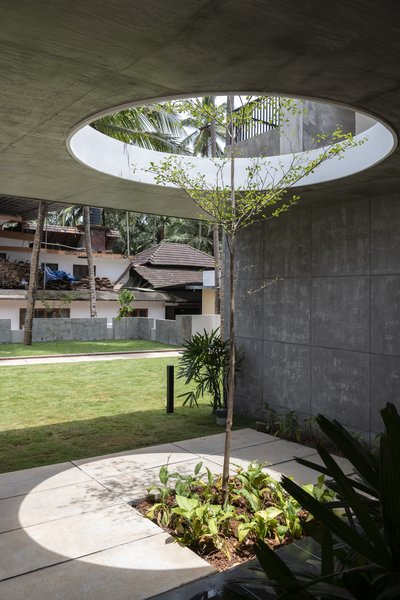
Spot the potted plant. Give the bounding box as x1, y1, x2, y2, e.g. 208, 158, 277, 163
177, 328, 230, 423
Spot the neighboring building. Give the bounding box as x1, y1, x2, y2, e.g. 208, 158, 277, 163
118, 242, 215, 319
0, 223, 179, 329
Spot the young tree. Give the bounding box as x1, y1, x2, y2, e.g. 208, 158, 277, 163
145, 96, 362, 502
24, 201, 47, 345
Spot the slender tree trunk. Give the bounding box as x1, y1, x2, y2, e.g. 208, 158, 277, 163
24, 201, 47, 345
210, 102, 221, 316
83, 206, 97, 317
126, 211, 130, 256
212, 225, 220, 315
222, 95, 236, 502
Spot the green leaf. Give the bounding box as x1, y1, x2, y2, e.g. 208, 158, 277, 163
237, 522, 253, 542
194, 461, 203, 476
256, 507, 283, 520
316, 414, 378, 490
208, 518, 218, 535
318, 445, 390, 562
159, 465, 169, 485
175, 495, 199, 511
379, 403, 400, 565
281, 476, 389, 567
255, 540, 314, 599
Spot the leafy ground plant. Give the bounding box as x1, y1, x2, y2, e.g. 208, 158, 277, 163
135, 460, 334, 571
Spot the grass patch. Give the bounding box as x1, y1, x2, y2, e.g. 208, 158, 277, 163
0, 357, 252, 472
0, 339, 175, 357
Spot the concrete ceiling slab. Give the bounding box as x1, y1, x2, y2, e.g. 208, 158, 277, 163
1, 0, 400, 217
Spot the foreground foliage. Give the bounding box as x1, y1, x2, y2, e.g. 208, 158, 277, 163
143, 461, 334, 562
225, 403, 400, 599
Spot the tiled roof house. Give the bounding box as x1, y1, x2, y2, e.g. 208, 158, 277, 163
121, 242, 215, 317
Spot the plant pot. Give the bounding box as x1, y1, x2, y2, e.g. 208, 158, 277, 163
216, 407, 227, 426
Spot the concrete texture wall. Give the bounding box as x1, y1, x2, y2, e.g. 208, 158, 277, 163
32, 318, 108, 342
0, 319, 11, 344
155, 315, 192, 346
233, 99, 356, 158
113, 317, 139, 340
233, 196, 400, 437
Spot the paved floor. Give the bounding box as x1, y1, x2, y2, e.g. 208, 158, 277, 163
0, 350, 181, 366
0, 429, 352, 600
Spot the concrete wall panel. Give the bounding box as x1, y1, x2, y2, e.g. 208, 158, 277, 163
236, 221, 264, 280
32, 318, 108, 342
0, 319, 11, 344
235, 281, 264, 339
234, 196, 400, 436
371, 198, 400, 274
311, 200, 369, 276
113, 317, 139, 340
235, 337, 263, 417
371, 275, 400, 355
263, 208, 310, 278
264, 278, 310, 344
311, 277, 370, 352
263, 341, 310, 416
311, 347, 370, 432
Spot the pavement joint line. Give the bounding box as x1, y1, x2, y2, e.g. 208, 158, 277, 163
0, 498, 125, 535
0, 476, 111, 501
171, 437, 282, 455
0, 499, 138, 535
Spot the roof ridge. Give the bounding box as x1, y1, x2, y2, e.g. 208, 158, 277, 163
149, 241, 166, 264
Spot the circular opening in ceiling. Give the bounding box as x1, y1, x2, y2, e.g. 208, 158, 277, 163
67, 94, 396, 194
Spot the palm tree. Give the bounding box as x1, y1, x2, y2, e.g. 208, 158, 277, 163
180, 96, 225, 156
166, 217, 213, 252
24, 201, 47, 345
83, 206, 97, 317
92, 105, 188, 154
181, 96, 225, 314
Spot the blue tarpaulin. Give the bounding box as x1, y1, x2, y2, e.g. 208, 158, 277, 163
44, 267, 75, 283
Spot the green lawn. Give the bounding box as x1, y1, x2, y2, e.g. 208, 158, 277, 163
0, 339, 175, 358
0, 357, 252, 473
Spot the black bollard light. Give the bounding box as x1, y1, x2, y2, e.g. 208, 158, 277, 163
166, 364, 174, 413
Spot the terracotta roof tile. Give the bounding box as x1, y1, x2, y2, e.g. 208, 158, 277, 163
133, 265, 205, 289
134, 242, 214, 268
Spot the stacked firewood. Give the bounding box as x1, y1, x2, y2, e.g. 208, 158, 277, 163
73, 276, 113, 291
45, 279, 73, 290
0, 259, 43, 288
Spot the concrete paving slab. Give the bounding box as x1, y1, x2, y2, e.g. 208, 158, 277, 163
0, 503, 159, 581
73, 444, 192, 479
0, 533, 215, 600
264, 459, 322, 486
0, 429, 354, 598
99, 457, 232, 503
0, 480, 122, 533
0, 463, 91, 500
173, 428, 278, 455
304, 452, 354, 476
200, 439, 317, 469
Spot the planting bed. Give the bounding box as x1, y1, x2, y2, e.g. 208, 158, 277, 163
133, 461, 333, 572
